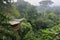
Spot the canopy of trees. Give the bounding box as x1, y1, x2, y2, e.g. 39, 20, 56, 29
0, 0, 60, 40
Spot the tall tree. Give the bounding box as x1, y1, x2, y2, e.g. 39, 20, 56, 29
39, 0, 53, 16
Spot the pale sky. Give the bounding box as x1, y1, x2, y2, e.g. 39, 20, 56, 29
14, 0, 60, 6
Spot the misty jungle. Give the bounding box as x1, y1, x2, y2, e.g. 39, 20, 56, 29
0, 0, 60, 40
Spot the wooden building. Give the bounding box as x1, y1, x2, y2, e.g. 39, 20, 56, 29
9, 18, 24, 31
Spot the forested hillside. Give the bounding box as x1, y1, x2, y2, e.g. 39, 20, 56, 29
0, 0, 60, 40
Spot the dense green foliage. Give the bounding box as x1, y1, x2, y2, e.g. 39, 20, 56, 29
0, 0, 60, 40
0, 0, 20, 40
